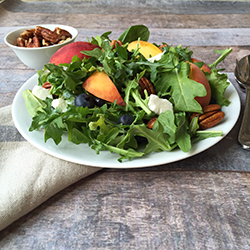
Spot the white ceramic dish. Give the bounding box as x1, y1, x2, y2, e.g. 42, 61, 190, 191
12, 74, 240, 168
4, 24, 78, 70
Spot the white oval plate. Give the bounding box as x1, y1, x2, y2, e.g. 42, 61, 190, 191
12, 74, 241, 168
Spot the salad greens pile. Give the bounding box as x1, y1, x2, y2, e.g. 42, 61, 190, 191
22, 25, 232, 162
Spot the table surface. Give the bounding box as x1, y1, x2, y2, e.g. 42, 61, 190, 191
1, 0, 250, 249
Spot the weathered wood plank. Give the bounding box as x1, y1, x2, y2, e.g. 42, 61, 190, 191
1, 0, 250, 14
1, 7, 250, 29
1, 171, 250, 249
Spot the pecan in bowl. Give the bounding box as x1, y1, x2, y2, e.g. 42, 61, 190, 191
4, 24, 78, 69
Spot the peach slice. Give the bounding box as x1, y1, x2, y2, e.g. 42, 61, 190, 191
49, 41, 101, 65
83, 71, 126, 106
188, 62, 211, 107
127, 40, 162, 59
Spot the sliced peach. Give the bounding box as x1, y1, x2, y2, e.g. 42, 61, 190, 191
188, 62, 211, 107
83, 71, 126, 106
127, 40, 162, 59
191, 58, 211, 74
49, 41, 101, 65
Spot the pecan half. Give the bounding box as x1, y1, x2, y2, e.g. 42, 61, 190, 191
20, 29, 34, 40
42, 82, 52, 89
26, 36, 40, 48
159, 44, 168, 51
42, 39, 52, 47
110, 40, 123, 49
199, 111, 225, 130
54, 27, 72, 40
190, 104, 225, 130
41, 28, 61, 44
34, 26, 44, 40
138, 77, 156, 99
17, 37, 26, 47
57, 37, 71, 44
147, 117, 157, 129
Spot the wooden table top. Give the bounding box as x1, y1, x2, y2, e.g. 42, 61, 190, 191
1, 1, 250, 249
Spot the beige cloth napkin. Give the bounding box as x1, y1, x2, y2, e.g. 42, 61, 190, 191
0, 105, 102, 231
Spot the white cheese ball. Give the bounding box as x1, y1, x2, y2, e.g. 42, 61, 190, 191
148, 94, 173, 115
32, 85, 52, 100
51, 98, 67, 112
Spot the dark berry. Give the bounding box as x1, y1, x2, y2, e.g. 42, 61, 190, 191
118, 114, 135, 125
74, 93, 95, 108
127, 50, 133, 60
94, 97, 106, 107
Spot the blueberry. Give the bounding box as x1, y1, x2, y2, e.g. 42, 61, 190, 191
74, 93, 95, 108
118, 114, 135, 125
94, 97, 106, 107
127, 50, 133, 60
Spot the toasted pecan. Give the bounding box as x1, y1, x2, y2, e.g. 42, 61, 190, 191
190, 104, 225, 130
138, 77, 156, 99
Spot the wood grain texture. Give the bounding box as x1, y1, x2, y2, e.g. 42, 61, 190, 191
1, 6, 250, 29
2, 0, 250, 14
1, 171, 250, 249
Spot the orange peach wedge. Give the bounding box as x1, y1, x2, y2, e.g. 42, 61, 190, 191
127, 40, 162, 59
188, 62, 211, 107
83, 71, 126, 106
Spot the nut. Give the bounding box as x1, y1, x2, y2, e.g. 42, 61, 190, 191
16, 26, 72, 48
42, 82, 52, 89
42, 39, 51, 47
138, 77, 156, 99
27, 36, 40, 48
57, 37, 71, 44
54, 27, 72, 40
199, 111, 225, 130
190, 104, 225, 130
159, 44, 168, 51
20, 29, 34, 40
147, 117, 157, 129
110, 40, 123, 49
34, 26, 44, 39
41, 28, 61, 44
17, 37, 26, 47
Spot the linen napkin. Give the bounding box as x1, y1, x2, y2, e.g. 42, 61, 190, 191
0, 105, 102, 231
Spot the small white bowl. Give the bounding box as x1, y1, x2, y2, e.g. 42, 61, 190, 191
4, 24, 78, 70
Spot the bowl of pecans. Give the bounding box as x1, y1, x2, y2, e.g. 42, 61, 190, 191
4, 24, 78, 70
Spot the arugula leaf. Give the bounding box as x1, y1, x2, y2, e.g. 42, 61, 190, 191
154, 110, 177, 144
44, 117, 65, 145
118, 25, 150, 44
206, 69, 230, 107
155, 61, 206, 113
22, 89, 46, 117
193, 130, 223, 143
175, 112, 191, 152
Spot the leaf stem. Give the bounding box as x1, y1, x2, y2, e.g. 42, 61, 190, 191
209, 48, 232, 69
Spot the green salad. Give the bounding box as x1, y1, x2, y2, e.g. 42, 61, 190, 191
23, 25, 232, 162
